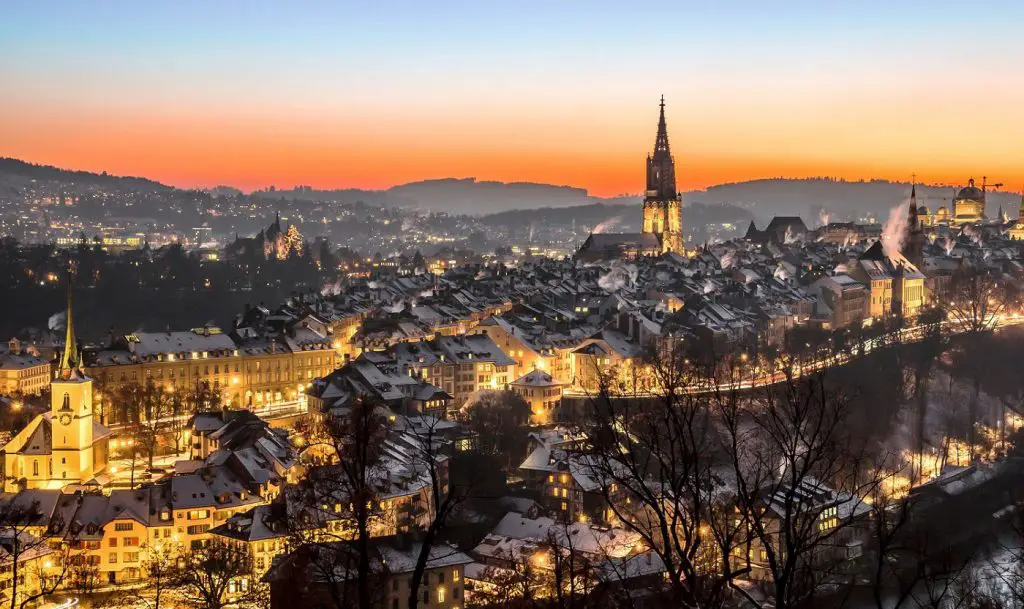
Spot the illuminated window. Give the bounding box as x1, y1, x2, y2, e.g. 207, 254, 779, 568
438, 587, 446, 603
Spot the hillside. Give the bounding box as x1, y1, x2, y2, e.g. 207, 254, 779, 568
686, 178, 1023, 223
0, 157, 171, 192
2, 158, 1020, 221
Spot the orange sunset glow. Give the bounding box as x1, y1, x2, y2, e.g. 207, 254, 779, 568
3, 3, 1024, 195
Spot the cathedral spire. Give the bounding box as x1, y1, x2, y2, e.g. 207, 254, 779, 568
653, 95, 671, 159
908, 180, 919, 228
58, 269, 81, 378
904, 178, 925, 267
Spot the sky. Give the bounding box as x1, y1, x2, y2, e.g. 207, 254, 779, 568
2, 1, 1023, 196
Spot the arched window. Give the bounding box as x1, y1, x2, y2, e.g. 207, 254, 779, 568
62, 393, 71, 411
32, 461, 39, 476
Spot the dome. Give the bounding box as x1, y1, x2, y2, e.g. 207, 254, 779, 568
917, 205, 930, 216
956, 186, 984, 201
935, 206, 949, 219
956, 179, 985, 201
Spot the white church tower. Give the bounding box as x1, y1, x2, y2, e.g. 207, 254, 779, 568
2, 271, 110, 491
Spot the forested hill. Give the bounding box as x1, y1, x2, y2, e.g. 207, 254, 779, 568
0, 157, 171, 192
687, 177, 1023, 222
3, 158, 1021, 220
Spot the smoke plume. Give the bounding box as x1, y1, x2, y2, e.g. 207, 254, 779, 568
48, 311, 66, 332
719, 250, 735, 270
597, 260, 638, 292
592, 215, 624, 235
783, 225, 801, 245
881, 199, 910, 260
320, 279, 342, 297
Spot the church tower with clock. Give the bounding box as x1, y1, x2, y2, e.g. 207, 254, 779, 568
1, 274, 110, 491
50, 282, 98, 482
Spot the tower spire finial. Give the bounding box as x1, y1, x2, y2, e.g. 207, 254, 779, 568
59, 265, 81, 378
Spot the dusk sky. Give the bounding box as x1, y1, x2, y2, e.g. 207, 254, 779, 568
3, 1, 1023, 196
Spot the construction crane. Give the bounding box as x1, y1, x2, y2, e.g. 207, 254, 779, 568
981, 176, 1004, 192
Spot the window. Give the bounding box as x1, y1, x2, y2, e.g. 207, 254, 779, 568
124, 537, 140, 547
109, 538, 118, 548
452, 569, 460, 582
32, 462, 38, 477
109, 553, 117, 564
437, 586, 446, 603
115, 522, 133, 532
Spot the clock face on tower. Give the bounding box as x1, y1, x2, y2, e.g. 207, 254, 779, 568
59, 413, 72, 426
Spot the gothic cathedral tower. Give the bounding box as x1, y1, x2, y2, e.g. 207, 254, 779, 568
642, 96, 684, 254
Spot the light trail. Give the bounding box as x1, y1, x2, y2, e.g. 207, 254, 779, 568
564, 315, 1024, 399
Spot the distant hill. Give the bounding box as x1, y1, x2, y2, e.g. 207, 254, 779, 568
684, 178, 1023, 223
263, 176, 1023, 220
0, 157, 171, 192
2, 158, 1020, 221
386, 177, 603, 215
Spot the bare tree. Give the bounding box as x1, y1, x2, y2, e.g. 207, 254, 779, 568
285, 396, 390, 609
465, 547, 537, 608
459, 390, 531, 470
544, 519, 599, 609
945, 267, 1010, 460
171, 541, 259, 609
169, 381, 222, 456
0, 498, 73, 609
719, 369, 884, 609
584, 342, 734, 609
395, 415, 470, 609
863, 480, 976, 609
112, 542, 179, 609
945, 267, 1007, 336
113, 379, 174, 470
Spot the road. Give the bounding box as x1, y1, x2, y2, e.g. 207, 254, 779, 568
564, 314, 1024, 399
